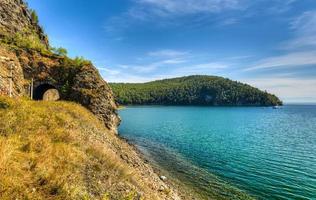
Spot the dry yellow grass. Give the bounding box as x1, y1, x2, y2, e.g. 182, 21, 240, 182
0, 96, 159, 200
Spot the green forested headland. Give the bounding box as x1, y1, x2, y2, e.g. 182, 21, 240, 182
110, 75, 282, 106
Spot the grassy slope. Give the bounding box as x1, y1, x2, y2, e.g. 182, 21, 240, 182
0, 97, 176, 200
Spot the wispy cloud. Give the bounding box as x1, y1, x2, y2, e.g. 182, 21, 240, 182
245, 51, 316, 71
120, 49, 191, 73
291, 10, 316, 35
243, 77, 316, 103
135, 0, 247, 16
118, 49, 230, 74
166, 62, 229, 76
245, 10, 316, 71
227, 55, 253, 60
97, 67, 121, 75
148, 49, 189, 57
282, 10, 316, 50
104, 0, 249, 33
115, 58, 188, 74
193, 62, 228, 69
105, 73, 160, 83
220, 18, 239, 26
102, 49, 231, 82
265, 0, 297, 14
104, 0, 299, 33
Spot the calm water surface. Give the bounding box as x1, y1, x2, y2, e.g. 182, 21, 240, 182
118, 106, 316, 199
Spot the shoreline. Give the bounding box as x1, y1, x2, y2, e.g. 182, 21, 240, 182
117, 104, 280, 108
117, 106, 255, 200
118, 135, 201, 199
117, 133, 254, 200
117, 105, 126, 110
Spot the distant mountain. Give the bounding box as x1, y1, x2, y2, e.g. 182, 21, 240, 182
110, 75, 282, 106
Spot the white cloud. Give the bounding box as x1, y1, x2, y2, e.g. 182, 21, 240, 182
282, 10, 316, 49
290, 11, 316, 35
97, 67, 121, 75
220, 18, 239, 26
104, 0, 300, 34
136, 0, 246, 15
245, 51, 316, 71
116, 49, 230, 75
104, 0, 249, 33
243, 77, 316, 103
193, 62, 228, 69
133, 0, 299, 18
103, 58, 229, 83
266, 0, 297, 14
104, 73, 157, 83
245, 11, 316, 72
176, 62, 228, 75
226, 10, 316, 102
283, 36, 316, 50
161, 58, 187, 64
115, 58, 188, 74
148, 49, 189, 57
227, 55, 253, 60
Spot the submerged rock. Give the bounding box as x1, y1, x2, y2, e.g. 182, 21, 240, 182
160, 175, 167, 181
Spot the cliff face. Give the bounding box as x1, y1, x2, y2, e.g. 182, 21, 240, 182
0, 0, 49, 47
0, 0, 120, 131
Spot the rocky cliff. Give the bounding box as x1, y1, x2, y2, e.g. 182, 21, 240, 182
0, 0, 120, 131
0, 0, 49, 46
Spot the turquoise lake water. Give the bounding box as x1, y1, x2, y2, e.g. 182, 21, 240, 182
118, 106, 316, 199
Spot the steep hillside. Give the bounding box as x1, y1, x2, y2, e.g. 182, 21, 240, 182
0, 0, 119, 131
110, 75, 282, 106
0, 97, 183, 200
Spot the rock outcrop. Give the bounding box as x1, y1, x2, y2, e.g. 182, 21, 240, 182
0, 0, 49, 47
0, 0, 120, 131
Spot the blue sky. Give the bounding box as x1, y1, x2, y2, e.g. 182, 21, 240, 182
26, 0, 316, 103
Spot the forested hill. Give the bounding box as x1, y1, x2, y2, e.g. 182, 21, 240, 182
110, 75, 283, 106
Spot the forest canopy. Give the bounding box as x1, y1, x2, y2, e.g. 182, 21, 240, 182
110, 75, 282, 106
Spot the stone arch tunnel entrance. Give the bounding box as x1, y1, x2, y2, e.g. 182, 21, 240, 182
33, 83, 60, 101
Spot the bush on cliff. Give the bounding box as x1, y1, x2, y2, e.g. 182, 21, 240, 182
30, 9, 39, 24
1, 29, 49, 55
51, 47, 68, 56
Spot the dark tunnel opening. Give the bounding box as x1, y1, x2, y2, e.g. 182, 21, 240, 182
33, 83, 60, 101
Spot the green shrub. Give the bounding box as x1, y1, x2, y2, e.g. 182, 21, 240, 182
60, 56, 91, 69
51, 47, 68, 56
30, 9, 39, 24
0, 29, 49, 54
73, 56, 91, 67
